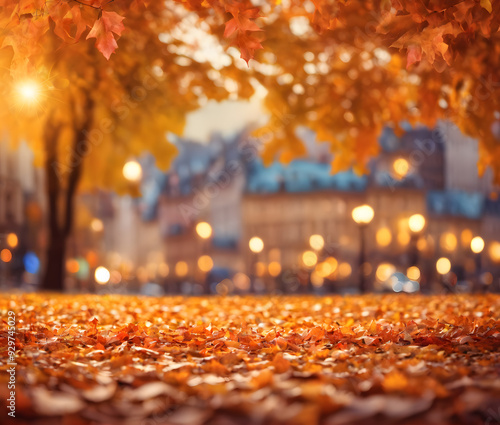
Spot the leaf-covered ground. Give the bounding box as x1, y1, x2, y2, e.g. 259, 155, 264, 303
1, 294, 500, 425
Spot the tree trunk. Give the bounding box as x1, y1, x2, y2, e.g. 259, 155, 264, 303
40, 96, 94, 292
42, 233, 66, 291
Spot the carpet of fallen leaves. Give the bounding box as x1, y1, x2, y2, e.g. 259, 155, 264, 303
1, 294, 500, 425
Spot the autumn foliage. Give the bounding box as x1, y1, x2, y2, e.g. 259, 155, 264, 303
1, 294, 500, 424
2, 0, 500, 180
2, 0, 500, 289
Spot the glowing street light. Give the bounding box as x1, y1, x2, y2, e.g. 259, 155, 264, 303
248, 236, 264, 292
470, 236, 485, 254
301, 250, 318, 268
175, 261, 188, 277
1, 249, 12, 263
393, 157, 410, 179
352, 204, 374, 293
91, 218, 104, 232
440, 232, 457, 252
489, 241, 500, 263
436, 257, 451, 275
408, 214, 426, 233
95, 266, 111, 284
376, 227, 392, 247
408, 214, 426, 267
249, 236, 264, 254
309, 234, 325, 251
15, 80, 41, 104
352, 204, 374, 225
470, 236, 485, 287
197, 255, 213, 272
6, 233, 18, 248
196, 222, 212, 239
407, 266, 421, 281
123, 160, 142, 182
268, 261, 282, 277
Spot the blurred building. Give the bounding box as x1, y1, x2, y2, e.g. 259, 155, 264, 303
4, 121, 499, 293
0, 139, 44, 286
148, 123, 500, 293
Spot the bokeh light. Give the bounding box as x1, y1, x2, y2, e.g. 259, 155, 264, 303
66, 259, 80, 274
461, 229, 473, 247
122, 160, 142, 182
309, 234, 325, 251
397, 231, 411, 246
338, 262, 352, 279
198, 255, 214, 272
175, 261, 188, 277
488, 241, 500, 263
86, 250, 98, 268
315, 261, 334, 278
440, 232, 457, 252
196, 222, 212, 239
6, 233, 18, 248
255, 261, 266, 277
249, 236, 264, 253
95, 266, 111, 284
408, 214, 426, 233
325, 257, 338, 272
406, 266, 421, 281
268, 261, 282, 277
470, 236, 485, 254
1, 249, 12, 263
393, 157, 410, 179
91, 218, 104, 232
23, 252, 40, 274
436, 257, 451, 275
376, 227, 392, 247
158, 263, 170, 277
310, 271, 324, 287
301, 250, 318, 268
352, 204, 374, 225
233, 272, 251, 291
376, 263, 395, 282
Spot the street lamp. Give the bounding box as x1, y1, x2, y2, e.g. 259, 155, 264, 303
249, 236, 264, 254
301, 250, 318, 268
408, 214, 426, 266
123, 160, 142, 182
436, 257, 451, 275
197, 255, 213, 273
95, 266, 110, 284
489, 241, 500, 263
196, 222, 212, 239
196, 222, 213, 293
6, 233, 18, 249
436, 257, 451, 291
352, 204, 374, 293
470, 236, 484, 292
393, 157, 410, 179
470, 236, 484, 254
309, 234, 325, 251
408, 214, 426, 233
249, 237, 264, 292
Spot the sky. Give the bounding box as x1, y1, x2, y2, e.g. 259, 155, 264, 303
183, 98, 267, 142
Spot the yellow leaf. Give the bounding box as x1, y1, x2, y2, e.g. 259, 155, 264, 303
480, 0, 492, 13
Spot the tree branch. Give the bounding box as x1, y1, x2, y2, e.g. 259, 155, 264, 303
69, 0, 115, 10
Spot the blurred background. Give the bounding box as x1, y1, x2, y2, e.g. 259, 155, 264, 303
1, 117, 500, 295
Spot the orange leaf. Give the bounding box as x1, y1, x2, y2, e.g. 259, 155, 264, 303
86, 11, 125, 60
